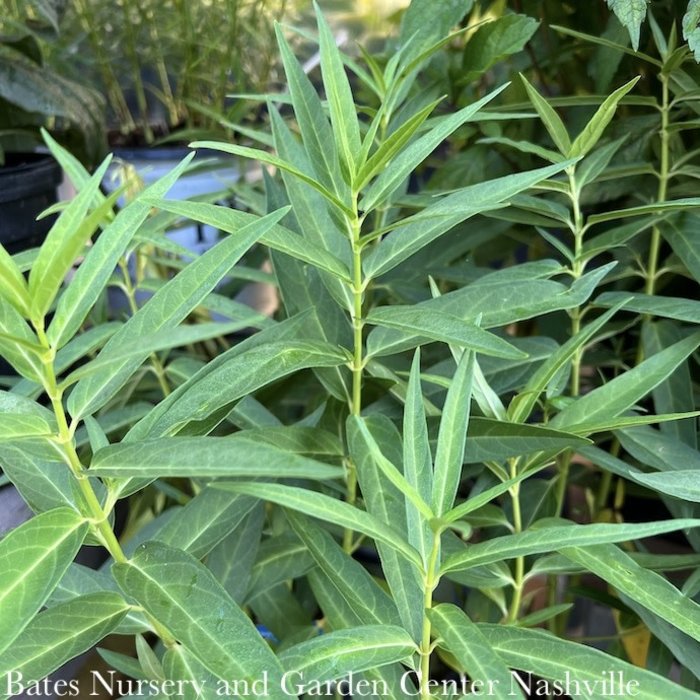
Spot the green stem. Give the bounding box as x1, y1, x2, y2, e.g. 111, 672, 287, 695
555, 171, 586, 517
35, 324, 177, 647
419, 532, 441, 700
645, 75, 670, 299
507, 458, 525, 623
343, 204, 364, 553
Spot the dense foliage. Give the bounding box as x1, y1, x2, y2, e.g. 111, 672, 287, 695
1, 0, 700, 698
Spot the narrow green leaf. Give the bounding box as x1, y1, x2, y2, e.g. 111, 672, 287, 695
429, 604, 522, 700
550, 331, 700, 431
403, 349, 434, 561
433, 350, 475, 516
280, 626, 416, 683
356, 98, 443, 190
214, 482, 422, 568
28, 156, 112, 321
0, 593, 128, 699
0, 300, 45, 382
152, 488, 257, 560
126, 339, 348, 439
442, 519, 700, 573
348, 417, 433, 520
162, 646, 218, 700
597, 291, 700, 324
245, 531, 313, 603
60, 322, 251, 388
0, 508, 88, 656
520, 74, 571, 154
0, 415, 53, 441
141, 198, 352, 282
360, 84, 509, 214
288, 512, 402, 627
441, 469, 544, 526
47, 154, 196, 349
631, 471, 700, 502
0, 245, 30, 316
364, 161, 571, 278
563, 543, 700, 644
367, 307, 527, 360
190, 141, 352, 216
314, 2, 362, 177
275, 23, 346, 199
569, 77, 640, 158
90, 435, 343, 480
345, 415, 424, 641
68, 207, 289, 420
587, 198, 700, 226
480, 624, 700, 700
462, 15, 540, 84
113, 542, 287, 697
663, 215, 700, 284
508, 301, 628, 423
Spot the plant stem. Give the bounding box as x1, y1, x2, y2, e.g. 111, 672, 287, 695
35, 323, 177, 647
507, 458, 525, 623
555, 170, 586, 517
419, 532, 441, 700
644, 75, 670, 299
343, 207, 364, 553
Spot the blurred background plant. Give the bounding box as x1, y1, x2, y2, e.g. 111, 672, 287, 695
0, 0, 104, 164
29, 0, 294, 147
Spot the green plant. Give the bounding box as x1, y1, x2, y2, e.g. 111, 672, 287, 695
1, 2, 700, 698
0, 1, 103, 163
41, 0, 291, 145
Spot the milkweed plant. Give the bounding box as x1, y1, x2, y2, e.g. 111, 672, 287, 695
1, 1, 700, 699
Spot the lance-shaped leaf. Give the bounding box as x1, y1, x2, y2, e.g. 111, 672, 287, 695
0, 593, 129, 699
140, 198, 352, 282
463, 419, 590, 462
0, 300, 45, 382
0, 508, 88, 656
629, 470, 700, 502
520, 74, 571, 154
68, 207, 289, 420
363, 160, 572, 278
360, 84, 509, 214
550, 331, 700, 431
288, 512, 402, 627
125, 339, 348, 439
113, 542, 287, 697
433, 349, 475, 516
0, 245, 30, 316
569, 77, 640, 158
214, 481, 422, 568
366, 307, 527, 360
508, 301, 627, 422
403, 349, 433, 561
280, 626, 416, 684
162, 646, 218, 700
89, 435, 344, 481
28, 156, 112, 321
314, 1, 361, 178
275, 23, 346, 200
47, 155, 195, 349
429, 605, 522, 700
346, 415, 424, 640
442, 519, 700, 573
562, 543, 700, 644
0, 415, 53, 442
480, 624, 700, 700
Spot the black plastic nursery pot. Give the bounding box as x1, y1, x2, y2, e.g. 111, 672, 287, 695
0, 152, 62, 254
